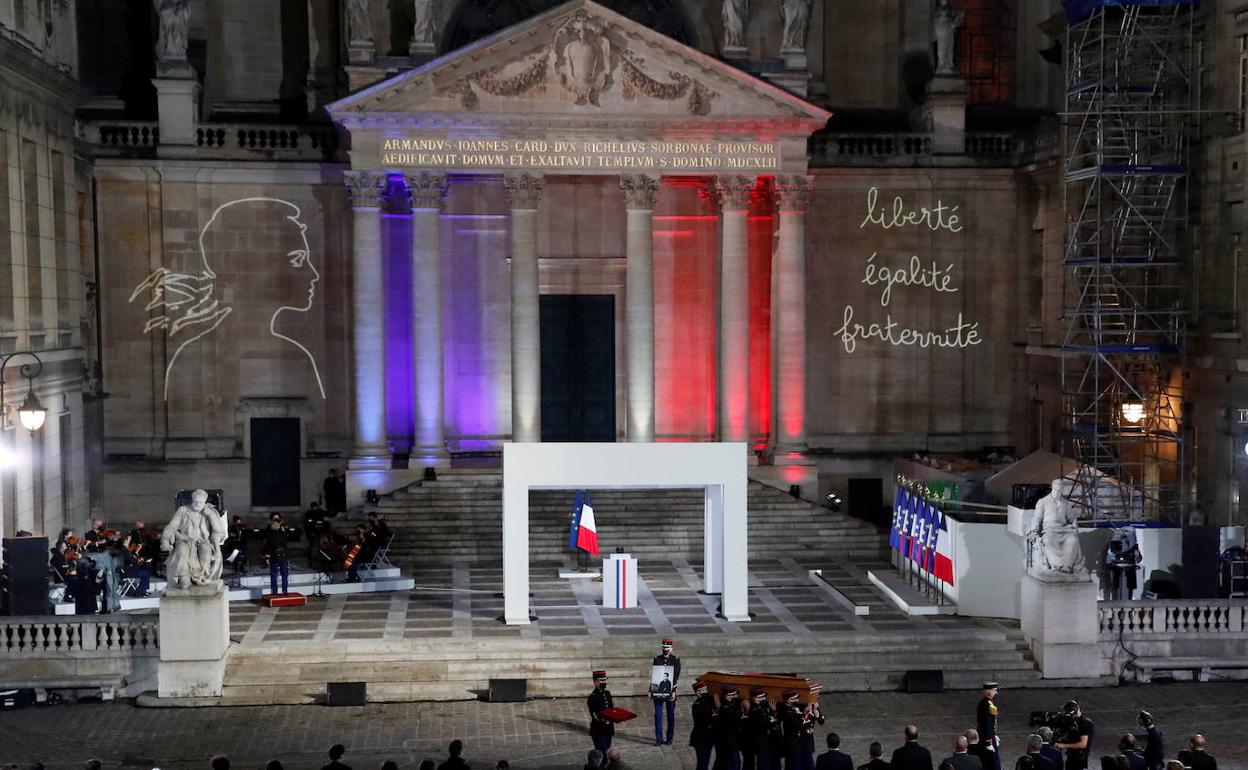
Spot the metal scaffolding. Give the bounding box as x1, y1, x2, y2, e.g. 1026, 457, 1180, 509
1061, 0, 1194, 521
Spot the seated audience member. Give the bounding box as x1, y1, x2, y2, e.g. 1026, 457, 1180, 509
1019, 734, 1057, 770
892, 726, 932, 770
966, 730, 992, 770
1120, 734, 1145, 770
381, 763, 398, 770
323, 744, 351, 770
943, 736, 981, 770
861, 742, 893, 770
418, 762, 435, 770
818, 732, 855, 770
210, 756, 230, 770
1038, 728, 1064, 770
265, 762, 284, 770
1177, 736, 1216, 770
437, 740, 469, 770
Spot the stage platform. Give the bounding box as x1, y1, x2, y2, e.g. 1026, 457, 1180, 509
210, 556, 1111, 706
52, 565, 414, 615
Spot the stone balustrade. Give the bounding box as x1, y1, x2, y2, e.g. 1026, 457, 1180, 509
0, 615, 160, 656
808, 130, 1049, 167
85, 121, 342, 160
1098, 599, 1246, 637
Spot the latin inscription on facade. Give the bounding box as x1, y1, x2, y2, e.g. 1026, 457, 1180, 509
379, 137, 779, 172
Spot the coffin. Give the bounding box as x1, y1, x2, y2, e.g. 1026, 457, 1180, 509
699, 671, 822, 706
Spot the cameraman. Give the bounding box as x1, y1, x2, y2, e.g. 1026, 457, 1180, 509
1055, 701, 1094, 770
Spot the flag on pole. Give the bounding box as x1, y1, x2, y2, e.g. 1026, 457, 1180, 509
568, 490, 584, 551
576, 500, 600, 556
925, 502, 940, 573
897, 489, 911, 555
932, 506, 955, 584
910, 497, 927, 562
890, 483, 903, 552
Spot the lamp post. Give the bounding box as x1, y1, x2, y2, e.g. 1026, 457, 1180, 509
0, 352, 47, 433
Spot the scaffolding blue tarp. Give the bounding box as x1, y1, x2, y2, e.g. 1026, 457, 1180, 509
1066, 0, 1195, 24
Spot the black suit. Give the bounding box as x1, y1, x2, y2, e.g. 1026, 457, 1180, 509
859, 760, 892, 770
818, 750, 855, 770
1018, 752, 1057, 770
892, 743, 934, 770
944, 753, 982, 770
1177, 750, 1216, 770
968, 744, 994, 770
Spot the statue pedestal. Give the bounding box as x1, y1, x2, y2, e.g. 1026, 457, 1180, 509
1020, 575, 1102, 679
152, 74, 200, 159
158, 582, 230, 698
780, 47, 807, 71
923, 74, 966, 155
762, 70, 811, 99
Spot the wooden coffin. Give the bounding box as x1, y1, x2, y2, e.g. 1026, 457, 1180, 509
699, 671, 822, 706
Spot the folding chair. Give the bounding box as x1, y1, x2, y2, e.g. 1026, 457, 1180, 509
119, 575, 142, 597
359, 533, 396, 575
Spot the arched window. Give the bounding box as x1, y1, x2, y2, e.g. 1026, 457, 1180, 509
442, 0, 697, 54
956, 0, 1015, 104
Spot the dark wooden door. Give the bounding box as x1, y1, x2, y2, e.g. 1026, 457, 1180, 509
250, 418, 301, 507
540, 294, 615, 442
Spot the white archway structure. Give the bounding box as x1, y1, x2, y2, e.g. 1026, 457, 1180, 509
503, 442, 750, 624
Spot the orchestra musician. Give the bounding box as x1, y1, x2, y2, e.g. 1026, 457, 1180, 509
118, 533, 152, 596
344, 523, 369, 583
82, 519, 111, 552
262, 513, 291, 596
223, 515, 252, 574
62, 563, 101, 615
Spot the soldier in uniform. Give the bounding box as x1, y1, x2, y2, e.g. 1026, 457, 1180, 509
650, 639, 682, 746
716, 686, 746, 770
747, 687, 781, 770
690, 680, 718, 770
587, 670, 615, 765
976, 681, 1001, 770
781, 688, 824, 770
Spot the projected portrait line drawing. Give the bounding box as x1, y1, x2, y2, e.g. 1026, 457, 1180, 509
129, 197, 327, 401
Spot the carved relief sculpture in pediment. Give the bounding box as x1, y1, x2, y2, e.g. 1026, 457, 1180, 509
437, 10, 717, 115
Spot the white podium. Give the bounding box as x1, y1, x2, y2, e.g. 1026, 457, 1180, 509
603, 553, 638, 609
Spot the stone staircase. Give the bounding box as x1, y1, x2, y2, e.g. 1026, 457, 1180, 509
220, 625, 1052, 704
366, 469, 887, 566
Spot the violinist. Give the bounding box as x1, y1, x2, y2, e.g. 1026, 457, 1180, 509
224, 515, 251, 574
119, 533, 152, 596
82, 519, 108, 551
303, 501, 328, 558
262, 513, 291, 596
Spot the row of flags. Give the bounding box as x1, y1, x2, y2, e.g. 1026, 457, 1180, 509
891, 482, 955, 585
568, 490, 600, 557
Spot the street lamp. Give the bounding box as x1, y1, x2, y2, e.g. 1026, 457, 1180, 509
0, 352, 47, 433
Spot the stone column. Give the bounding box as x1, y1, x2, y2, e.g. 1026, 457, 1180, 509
345, 170, 389, 468
713, 175, 756, 445
405, 171, 449, 465
620, 174, 659, 443
771, 175, 813, 457
504, 174, 544, 443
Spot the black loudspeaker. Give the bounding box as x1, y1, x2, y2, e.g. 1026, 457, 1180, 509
3, 536, 49, 562
1181, 526, 1221, 599
902, 670, 944, 693
848, 478, 885, 524
0, 689, 35, 709
487, 678, 527, 702
3, 583, 50, 616
326, 681, 366, 706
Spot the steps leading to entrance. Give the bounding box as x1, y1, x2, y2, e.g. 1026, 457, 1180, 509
365, 470, 887, 565
220, 626, 1039, 704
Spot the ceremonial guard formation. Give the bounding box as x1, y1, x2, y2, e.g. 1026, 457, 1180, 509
746, 687, 780, 770
717, 686, 746, 770
781, 688, 825, 770
650, 639, 681, 746
977, 681, 1001, 770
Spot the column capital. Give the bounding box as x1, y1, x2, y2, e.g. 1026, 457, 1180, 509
711, 174, 757, 211
619, 174, 660, 211
344, 169, 388, 209
403, 171, 448, 210
774, 174, 814, 213
503, 173, 545, 210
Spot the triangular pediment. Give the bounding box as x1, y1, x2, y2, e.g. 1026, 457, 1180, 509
328, 0, 830, 131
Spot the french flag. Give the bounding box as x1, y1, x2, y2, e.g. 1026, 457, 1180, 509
576, 502, 600, 556
932, 507, 955, 585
